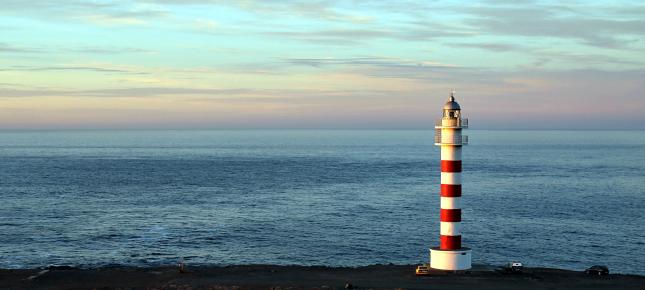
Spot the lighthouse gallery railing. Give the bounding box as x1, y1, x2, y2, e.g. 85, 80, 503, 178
434, 131, 468, 145
435, 118, 468, 128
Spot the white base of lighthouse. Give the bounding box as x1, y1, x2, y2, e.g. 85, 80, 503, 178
429, 247, 472, 270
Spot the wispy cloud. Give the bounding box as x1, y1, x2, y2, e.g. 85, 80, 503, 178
0, 42, 41, 53
68, 46, 155, 54
149, 0, 375, 24
0, 84, 406, 100
447, 42, 645, 69
280, 56, 468, 81
0, 0, 168, 26
192, 19, 219, 33
447, 42, 525, 52
527, 50, 645, 68
0, 43, 154, 56
459, 5, 645, 49
266, 29, 392, 46
0, 86, 252, 98
82, 87, 253, 97
282, 57, 458, 69
265, 24, 472, 45
0, 65, 148, 75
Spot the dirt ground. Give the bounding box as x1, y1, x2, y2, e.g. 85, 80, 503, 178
1, 264, 643, 290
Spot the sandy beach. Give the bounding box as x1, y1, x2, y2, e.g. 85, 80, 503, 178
1, 264, 643, 290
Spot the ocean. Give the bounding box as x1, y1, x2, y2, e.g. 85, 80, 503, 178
1, 130, 644, 274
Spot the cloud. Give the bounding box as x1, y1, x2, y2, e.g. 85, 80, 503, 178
68, 47, 155, 54
193, 19, 219, 32
0, 0, 168, 26
446, 42, 644, 68
265, 29, 392, 45
82, 87, 253, 97
147, 0, 374, 24
459, 5, 645, 49
0, 65, 148, 75
447, 42, 524, 52
247, 2, 645, 49
0, 43, 154, 56
0, 85, 400, 101
0, 86, 254, 98
1, 0, 372, 27
526, 50, 645, 68
282, 56, 457, 70
0, 42, 41, 53
279, 57, 469, 81
0, 88, 68, 98
265, 24, 472, 45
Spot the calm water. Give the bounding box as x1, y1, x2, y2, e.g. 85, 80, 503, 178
0, 130, 644, 274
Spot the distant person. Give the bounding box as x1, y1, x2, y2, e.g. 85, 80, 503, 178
178, 258, 186, 273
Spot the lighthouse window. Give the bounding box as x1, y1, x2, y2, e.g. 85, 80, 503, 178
449, 112, 454, 118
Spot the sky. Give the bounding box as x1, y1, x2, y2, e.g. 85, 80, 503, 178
1, 0, 644, 129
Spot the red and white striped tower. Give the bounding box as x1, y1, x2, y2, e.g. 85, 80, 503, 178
430, 91, 472, 271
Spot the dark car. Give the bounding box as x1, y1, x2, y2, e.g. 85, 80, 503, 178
504, 262, 523, 273
585, 265, 609, 276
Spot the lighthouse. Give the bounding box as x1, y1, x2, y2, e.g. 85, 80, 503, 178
430, 91, 472, 271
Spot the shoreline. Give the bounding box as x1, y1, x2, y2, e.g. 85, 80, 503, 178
2, 264, 643, 290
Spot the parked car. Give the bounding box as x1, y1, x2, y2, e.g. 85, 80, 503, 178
585, 265, 609, 276
504, 262, 523, 273
415, 264, 430, 276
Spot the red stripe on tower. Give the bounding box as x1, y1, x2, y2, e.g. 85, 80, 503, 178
441, 160, 462, 172
440, 235, 462, 250
440, 209, 461, 222
440, 184, 461, 197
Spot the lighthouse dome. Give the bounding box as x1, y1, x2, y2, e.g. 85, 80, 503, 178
443, 95, 461, 110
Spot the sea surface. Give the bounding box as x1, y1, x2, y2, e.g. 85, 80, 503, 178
1, 130, 644, 274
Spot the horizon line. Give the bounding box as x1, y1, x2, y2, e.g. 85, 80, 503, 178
1, 128, 644, 131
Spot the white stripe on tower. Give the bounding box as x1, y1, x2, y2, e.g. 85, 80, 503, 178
441, 147, 461, 160
440, 222, 461, 236
440, 196, 461, 209
441, 172, 461, 184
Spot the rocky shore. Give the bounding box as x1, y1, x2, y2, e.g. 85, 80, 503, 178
1, 264, 643, 290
